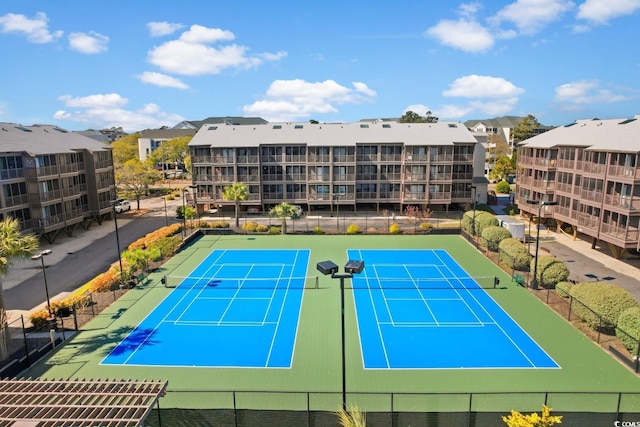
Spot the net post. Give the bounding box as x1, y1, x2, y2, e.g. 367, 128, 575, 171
315, 275, 319, 289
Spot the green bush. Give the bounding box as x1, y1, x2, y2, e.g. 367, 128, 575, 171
616, 307, 640, 354
496, 180, 511, 194
462, 210, 498, 236
242, 221, 259, 232
530, 255, 569, 288
268, 226, 281, 235
498, 238, 532, 271
555, 281, 574, 298
420, 222, 433, 231
389, 223, 402, 234
480, 225, 512, 252
346, 224, 360, 235
569, 282, 639, 331
313, 226, 324, 235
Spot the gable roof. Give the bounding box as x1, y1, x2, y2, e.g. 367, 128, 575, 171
0, 123, 111, 155
173, 116, 268, 130
519, 116, 640, 152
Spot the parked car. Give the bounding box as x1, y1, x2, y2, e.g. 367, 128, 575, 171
114, 199, 131, 213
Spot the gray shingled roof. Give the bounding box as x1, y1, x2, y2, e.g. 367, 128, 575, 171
0, 123, 111, 155
139, 129, 197, 139
189, 121, 477, 147
518, 116, 640, 152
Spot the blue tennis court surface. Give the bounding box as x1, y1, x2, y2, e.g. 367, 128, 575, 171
348, 249, 559, 370
102, 249, 309, 368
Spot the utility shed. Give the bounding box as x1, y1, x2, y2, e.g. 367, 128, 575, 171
496, 215, 525, 239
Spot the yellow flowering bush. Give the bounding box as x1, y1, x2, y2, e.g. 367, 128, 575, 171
502, 405, 562, 426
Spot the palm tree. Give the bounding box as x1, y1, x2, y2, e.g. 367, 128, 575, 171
0, 218, 39, 360
223, 182, 249, 228
268, 202, 298, 234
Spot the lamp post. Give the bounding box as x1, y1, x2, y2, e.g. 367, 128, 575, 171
181, 188, 187, 238
316, 259, 365, 411
162, 196, 168, 227
110, 200, 124, 289
470, 185, 477, 247
189, 184, 199, 228
31, 249, 52, 317
526, 199, 558, 289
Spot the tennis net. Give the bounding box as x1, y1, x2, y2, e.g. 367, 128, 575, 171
347, 275, 501, 290
163, 275, 319, 290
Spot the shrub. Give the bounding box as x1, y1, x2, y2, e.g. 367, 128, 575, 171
389, 223, 402, 234
496, 180, 511, 194
346, 224, 360, 235
481, 226, 512, 252
88, 271, 119, 293
498, 238, 532, 271
29, 310, 51, 329
242, 221, 259, 232
255, 224, 269, 232
555, 281, 574, 298
463, 211, 498, 236
569, 282, 639, 331
313, 226, 324, 235
209, 221, 229, 228
268, 226, 281, 235
420, 222, 433, 231
617, 307, 640, 354
530, 255, 569, 288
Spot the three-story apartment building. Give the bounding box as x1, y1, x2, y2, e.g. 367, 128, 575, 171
188, 121, 484, 214
516, 116, 640, 258
1, 123, 115, 242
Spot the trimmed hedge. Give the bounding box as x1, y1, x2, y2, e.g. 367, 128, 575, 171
498, 238, 532, 271
389, 223, 402, 234
481, 225, 512, 252
530, 255, 569, 288
555, 281, 574, 298
569, 282, 639, 331
346, 224, 360, 235
616, 307, 640, 354
496, 180, 511, 194
462, 210, 498, 236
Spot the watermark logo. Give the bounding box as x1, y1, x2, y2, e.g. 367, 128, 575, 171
615, 421, 640, 427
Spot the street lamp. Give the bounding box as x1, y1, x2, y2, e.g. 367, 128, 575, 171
316, 259, 365, 410
189, 184, 199, 228
31, 249, 52, 317
162, 196, 168, 227
110, 200, 124, 289
526, 199, 558, 289
181, 188, 187, 238
470, 185, 477, 247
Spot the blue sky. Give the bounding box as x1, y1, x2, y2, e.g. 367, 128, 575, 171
1, 0, 639, 132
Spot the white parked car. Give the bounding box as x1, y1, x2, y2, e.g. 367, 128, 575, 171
114, 199, 131, 213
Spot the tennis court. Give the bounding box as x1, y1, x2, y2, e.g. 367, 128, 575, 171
102, 249, 310, 368
348, 249, 559, 369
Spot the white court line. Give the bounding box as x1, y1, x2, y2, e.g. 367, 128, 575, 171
433, 251, 537, 367
356, 250, 392, 369
432, 264, 485, 326
371, 264, 396, 326
265, 249, 303, 367
403, 264, 439, 326
262, 264, 287, 326
117, 249, 228, 365
217, 265, 255, 325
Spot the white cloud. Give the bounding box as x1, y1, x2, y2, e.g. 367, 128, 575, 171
554, 80, 629, 104
137, 71, 189, 89
0, 12, 62, 43
147, 24, 286, 75
147, 21, 184, 37
435, 75, 524, 119
426, 18, 494, 52
58, 93, 128, 108
68, 31, 109, 54
490, 0, 575, 35
54, 93, 183, 132
243, 79, 376, 122
577, 0, 640, 24
443, 75, 524, 98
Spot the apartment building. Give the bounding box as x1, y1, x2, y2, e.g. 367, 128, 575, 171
0, 123, 115, 242
188, 121, 485, 214
516, 116, 640, 258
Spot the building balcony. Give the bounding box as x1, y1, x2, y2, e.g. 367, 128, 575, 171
580, 189, 604, 203
583, 162, 606, 175
600, 223, 639, 245
0, 169, 25, 180
603, 194, 640, 212
5, 194, 29, 207
192, 156, 212, 164
236, 155, 259, 164
608, 165, 640, 180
